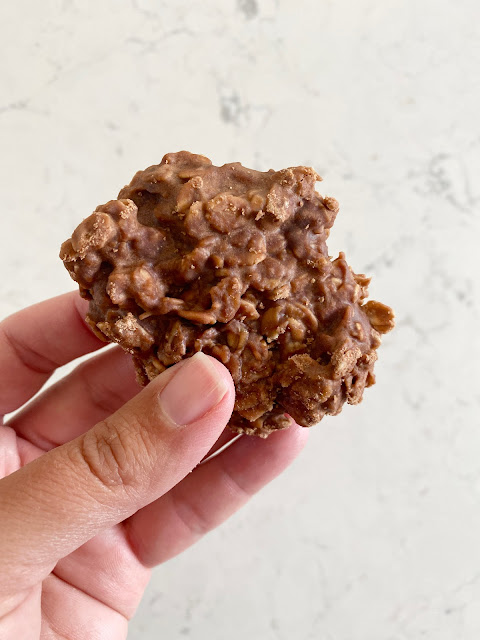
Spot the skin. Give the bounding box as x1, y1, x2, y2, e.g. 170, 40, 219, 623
0, 292, 308, 640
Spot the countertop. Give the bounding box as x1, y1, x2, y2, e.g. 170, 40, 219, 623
1, 1, 479, 638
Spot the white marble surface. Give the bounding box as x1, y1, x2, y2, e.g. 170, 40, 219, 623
1, 0, 480, 638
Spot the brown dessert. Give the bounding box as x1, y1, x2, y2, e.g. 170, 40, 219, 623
61, 151, 394, 437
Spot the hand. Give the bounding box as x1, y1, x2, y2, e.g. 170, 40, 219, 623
0, 292, 308, 639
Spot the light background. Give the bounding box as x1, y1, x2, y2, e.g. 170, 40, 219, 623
1, 1, 479, 638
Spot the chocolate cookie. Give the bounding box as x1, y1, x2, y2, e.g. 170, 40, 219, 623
61, 151, 394, 437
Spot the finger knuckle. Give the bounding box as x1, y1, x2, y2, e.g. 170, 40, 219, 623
79, 417, 153, 492
170, 491, 214, 538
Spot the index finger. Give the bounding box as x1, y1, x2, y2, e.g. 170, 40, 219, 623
0, 291, 105, 416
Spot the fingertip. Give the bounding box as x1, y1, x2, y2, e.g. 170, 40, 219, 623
201, 353, 235, 385
284, 417, 310, 449
210, 419, 309, 485
71, 290, 91, 320
147, 353, 235, 403
202, 354, 236, 408
257, 419, 310, 464
70, 291, 107, 348
150, 353, 232, 431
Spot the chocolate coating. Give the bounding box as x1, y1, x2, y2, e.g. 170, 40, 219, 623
61, 151, 394, 437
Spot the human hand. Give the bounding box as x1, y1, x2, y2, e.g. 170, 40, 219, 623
0, 292, 308, 639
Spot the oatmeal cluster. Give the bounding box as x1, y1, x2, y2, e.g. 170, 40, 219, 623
61, 152, 394, 437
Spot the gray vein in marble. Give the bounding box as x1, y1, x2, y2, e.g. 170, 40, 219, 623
237, 0, 259, 19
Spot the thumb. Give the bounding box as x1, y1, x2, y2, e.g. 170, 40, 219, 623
0, 352, 234, 593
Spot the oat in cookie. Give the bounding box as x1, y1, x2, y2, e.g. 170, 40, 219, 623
61, 151, 394, 437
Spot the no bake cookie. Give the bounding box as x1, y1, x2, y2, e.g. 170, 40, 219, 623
61, 151, 394, 437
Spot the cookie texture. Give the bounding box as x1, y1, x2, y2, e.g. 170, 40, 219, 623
61, 151, 394, 437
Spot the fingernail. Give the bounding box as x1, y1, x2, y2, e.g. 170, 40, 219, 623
160, 353, 229, 425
